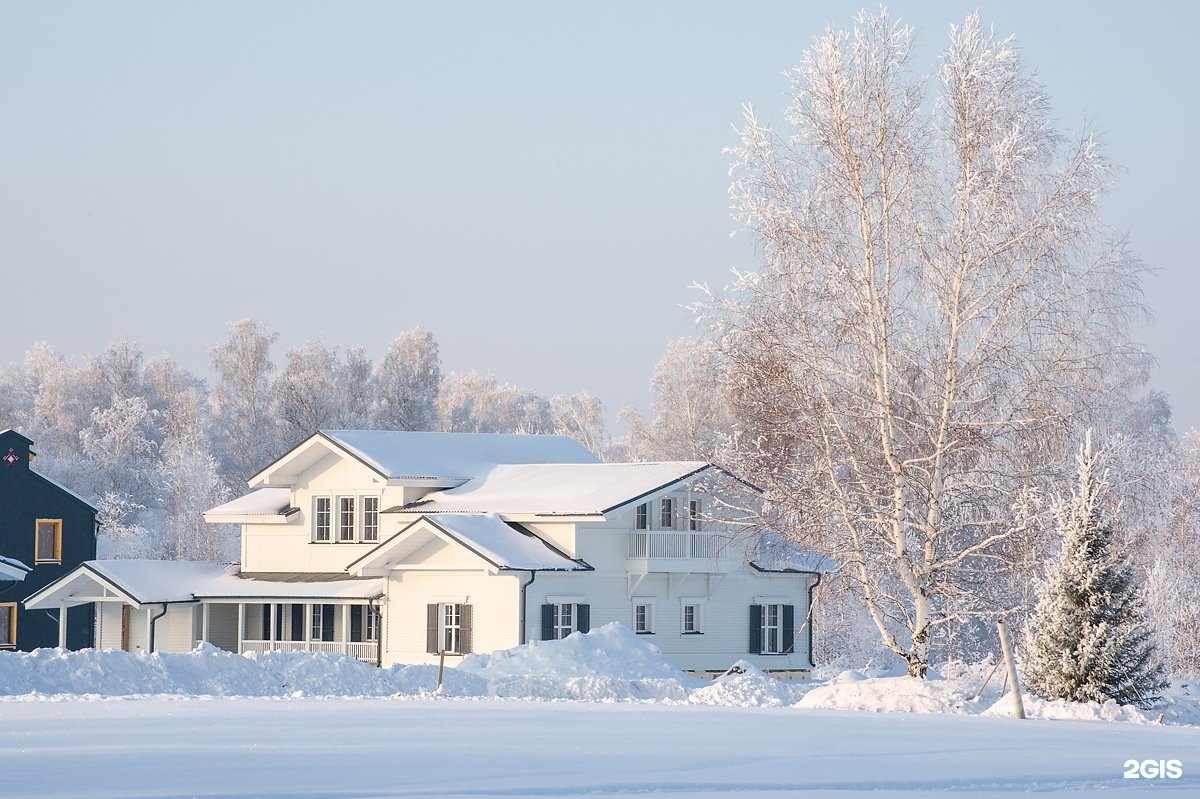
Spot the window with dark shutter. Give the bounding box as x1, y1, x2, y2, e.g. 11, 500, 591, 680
748, 604, 763, 654
782, 605, 796, 654
459, 605, 473, 654
541, 604, 555, 640
426, 604, 440, 654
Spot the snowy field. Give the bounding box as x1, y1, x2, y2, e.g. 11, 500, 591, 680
3, 625, 1198, 798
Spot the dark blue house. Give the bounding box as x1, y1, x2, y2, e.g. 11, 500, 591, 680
0, 429, 97, 650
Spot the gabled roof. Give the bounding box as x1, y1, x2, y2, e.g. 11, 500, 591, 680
394, 462, 712, 516
348, 514, 590, 574
250, 429, 599, 486
24, 560, 385, 609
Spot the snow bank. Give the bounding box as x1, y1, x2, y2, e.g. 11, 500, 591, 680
2, 625, 1197, 726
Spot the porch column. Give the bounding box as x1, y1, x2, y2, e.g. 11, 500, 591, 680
341, 604, 350, 653
57, 601, 68, 648
305, 603, 312, 652
237, 602, 245, 654
269, 602, 278, 650
202, 603, 211, 645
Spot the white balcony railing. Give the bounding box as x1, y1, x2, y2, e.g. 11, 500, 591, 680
628, 531, 728, 560
241, 639, 379, 664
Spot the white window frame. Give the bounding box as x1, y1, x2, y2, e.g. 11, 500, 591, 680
681, 599, 704, 634
553, 603, 575, 640
337, 496, 356, 542
761, 603, 784, 654
688, 499, 702, 532
634, 502, 648, 531
362, 496, 380, 542
632, 599, 655, 634
660, 498, 675, 530
310, 604, 330, 641
313, 497, 332, 542
365, 606, 380, 642
441, 603, 463, 654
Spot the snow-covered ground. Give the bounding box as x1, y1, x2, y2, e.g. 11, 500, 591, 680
3, 624, 1198, 797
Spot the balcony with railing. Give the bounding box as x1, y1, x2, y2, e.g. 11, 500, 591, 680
627, 530, 735, 573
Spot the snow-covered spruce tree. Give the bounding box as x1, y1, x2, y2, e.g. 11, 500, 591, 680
1023, 434, 1166, 708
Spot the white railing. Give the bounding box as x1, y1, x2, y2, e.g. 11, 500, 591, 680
241, 639, 379, 663
628, 531, 728, 559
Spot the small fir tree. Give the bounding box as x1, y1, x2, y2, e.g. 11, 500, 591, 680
1023, 433, 1167, 709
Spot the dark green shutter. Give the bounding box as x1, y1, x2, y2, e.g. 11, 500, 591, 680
576, 604, 590, 634
350, 606, 363, 642
460, 605, 473, 653
541, 604, 555, 640
290, 604, 304, 641
782, 605, 795, 654
749, 605, 763, 654
426, 604, 439, 653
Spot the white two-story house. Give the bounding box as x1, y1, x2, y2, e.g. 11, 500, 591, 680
25, 430, 824, 676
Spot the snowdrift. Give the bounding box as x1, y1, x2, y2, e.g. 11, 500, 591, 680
1, 622, 1195, 724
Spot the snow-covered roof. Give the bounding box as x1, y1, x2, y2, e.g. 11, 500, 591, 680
751, 533, 836, 574
256, 430, 601, 486
398, 462, 711, 515
24, 560, 385, 609
0, 555, 31, 581
349, 514, 588, 574
426, 514, 587, 570
204, 487, 294, 519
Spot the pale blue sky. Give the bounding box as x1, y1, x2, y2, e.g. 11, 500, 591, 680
2, 2, 1196, 431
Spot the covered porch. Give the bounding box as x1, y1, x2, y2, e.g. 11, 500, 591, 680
25, 560, 386, 665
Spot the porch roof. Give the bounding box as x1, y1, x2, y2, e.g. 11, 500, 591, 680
204, 487, 296, 523
24, 560, 385, 610
0, 554, 31, 581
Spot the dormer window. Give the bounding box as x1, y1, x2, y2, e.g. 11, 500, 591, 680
313, 494, 381, 543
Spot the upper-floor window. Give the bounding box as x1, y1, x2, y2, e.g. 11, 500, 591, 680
337, 497, 356, 542
635, 503, 648, 530
660, 498, 675, 530
313, 498, 332, 542
34, 519, 62, 564
313, 494, 381, 543
362, 497, 379, 542
688, 499, 702, 531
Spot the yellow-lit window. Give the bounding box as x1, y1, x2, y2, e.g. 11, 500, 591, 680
35, 519, 62, 564
0, 603, 16, 647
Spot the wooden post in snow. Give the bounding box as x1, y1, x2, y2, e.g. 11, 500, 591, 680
996, 619, 1025, 719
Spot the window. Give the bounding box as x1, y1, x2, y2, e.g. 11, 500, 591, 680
337, 496, 356, 542
688, 499, 702, 531
34, 519, 62, 564
313, 497, 331, 542
660, 498, 675, 529
349, 605, 380, 643
749, 604, 795, 655
541, 602, 590, 640
681, 601, 704, 634
633, 600, 655, 634
426, 603, 473, 654
362, 496, 379, 542
634, 503, 648, 530
310, 604, 335, 642
0, 603, 15, 648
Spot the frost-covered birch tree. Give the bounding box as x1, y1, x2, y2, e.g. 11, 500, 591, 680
1023, 434, 1166, 708
702, 10, 1146, 677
